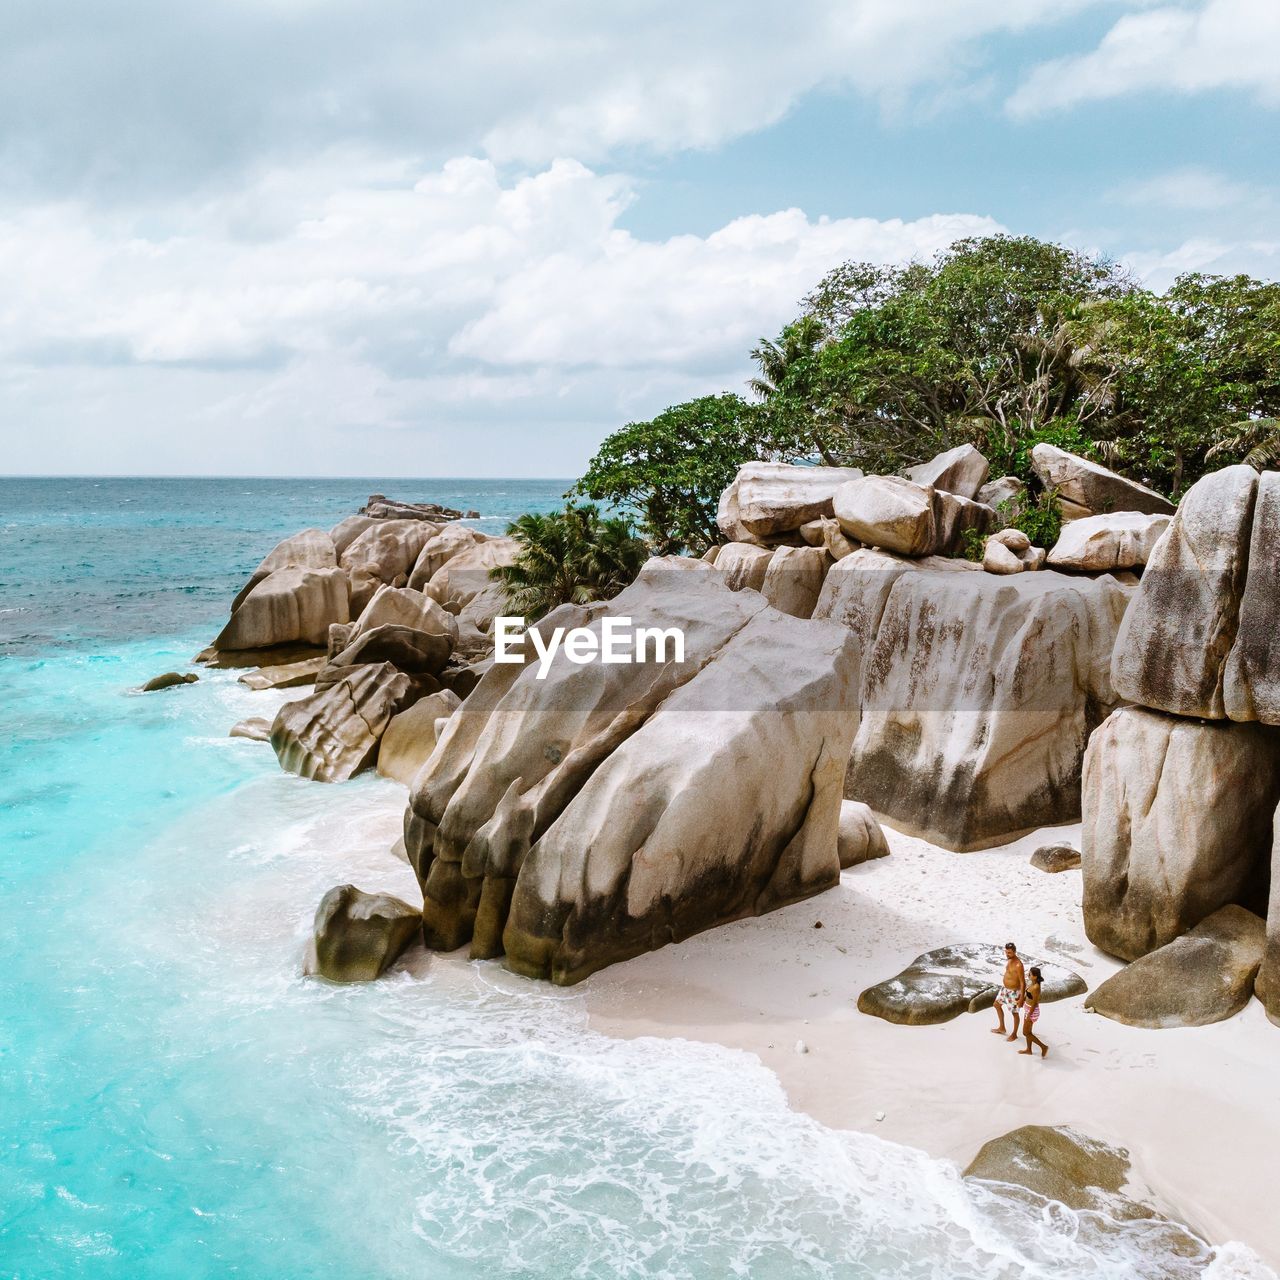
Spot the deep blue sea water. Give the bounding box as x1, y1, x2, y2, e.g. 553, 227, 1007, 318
0, 478, 1271, 1280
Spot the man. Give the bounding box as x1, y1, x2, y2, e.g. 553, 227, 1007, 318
991, 942, 1025, 1042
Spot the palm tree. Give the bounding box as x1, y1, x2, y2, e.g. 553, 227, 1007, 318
1206, 418, 1280, 471
491, 504, 648, 620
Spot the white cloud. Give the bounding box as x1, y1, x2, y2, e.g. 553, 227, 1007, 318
1008, 0, 1280, 116
0, 154, 1002, 475
1112, 167, 1262, 212
1122, 235, 1280, 290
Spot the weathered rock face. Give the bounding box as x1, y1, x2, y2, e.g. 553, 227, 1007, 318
715, 479, 764, 545
906, 443, 989, 500
727, 461, 865, 537
760, 545, 830, 618
1081, 706, 1280, 960
272, 661, 417, 782
1030, 444, 1175, 520
1224, 470, 1280, 725
215, 566, 350, 651
1047, 511, 1171, 572
814, 555, 1130, 850
716, 542, 774, 592
322, 585, 459, 677
978, 475, 1026, 519
329, 515, 379, 558
832, 475, 994, 558
1086, 905, 1265, 1029
837, 800, 889, 869
353, 584, 459, 644
229, 716, 273, 742
376, 689, 463, 786
1111, 466, 1256, 719
230, 528, 338, 612
340, 520, 439, 611
407, 524, 484, 591
422, 538, 519, 612
303, 885, 421, 982
237, 656, 325, 690
362, 494, 465, 521
1257, 809, 1280, 1027
857, 944, 1086, 1025
404, 567, 858, 983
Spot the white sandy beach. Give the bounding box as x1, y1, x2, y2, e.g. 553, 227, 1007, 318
581, 821, 1280, 1269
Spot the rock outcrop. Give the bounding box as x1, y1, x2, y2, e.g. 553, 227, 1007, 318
760, 545, 830, 619
717, 461, 863, 541
272, 661, 418, 782
837, 800, 889, 869
230, 528, 338, 612
1224, 469, 1280, 725
856, 943, 1086, 1025
715, 542, 774, 592
340, 519, 439, 612
1110, 466, 1255, 719
303, 884, 422, 982
815, 553, 1130, 849
215, 566, 350, 651
361, 494, 467, 521
1258, 809, 1280, 1027
1030, 444, 1174, 521
981, 527, 1045, 575
229, 716, 272, 742
1085, 905, 1266, 1028
906, 443, 989, 499
238, 657, 325, 690
407, 524, 485, 591
404, 566, 858, 983
1081, 706, 1280, 960
978, 475, 1026, 518
376, 689, 462, 786
1046, 511, 1171, 572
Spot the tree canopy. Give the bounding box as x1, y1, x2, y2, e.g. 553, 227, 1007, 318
577, 235, 1280, 554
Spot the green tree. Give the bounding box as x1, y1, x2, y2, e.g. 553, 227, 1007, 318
572, 394, 785, 555
491, 504, 648, 620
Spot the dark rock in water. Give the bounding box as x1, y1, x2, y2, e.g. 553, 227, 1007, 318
857, 943, 1087, 1025
229, 717, 273, 742
303, 884, 422, 982
195, 642, 325, 670
464, 509, 480, 519
271, 661, 418, 782
140, 671, 198, 692
1030, 843, 1081, 873
331, 623, 453, 676
964, 1125, 1203, 1254
361, 494, 466, 522
1085, 905, 1265, 1029
237, 657, 326, 691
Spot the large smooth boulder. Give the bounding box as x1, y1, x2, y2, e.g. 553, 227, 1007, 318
303, 885, 421, 982
1081, 706, 1280, 960
1030, 444, 1174, 521
715, 479, 764, 546
837, 800, 889, 869
271, 661, 417, 782
423, 538, 519, 612
215, 566, 350, 651
140, 671, 198, 692
1111, 466, 1256, 719
237, 656, 325, 690
906, 443, 989, 500
376, 689, 463, 785
1086, 905, 1265, 1029
354, 584, 459, 644
1029, 843, 1080, 873
1046, 511, 1171, 572
833, 475, 935, 556
978, 475, 1027, 519
815, 555, 1130, 850
963, 1126, 1191, 1233
833, 475, 994, 558
331, 624, 453, 676
405, 567, 857, 982
340, 520, 439, 611
229, 716, 272, 742
329, 515, 379, 558
730, 461, 864, 537
857, 944, 1086, 1025
407, 524, 485, 591
760, 545, 830, 618
230, 528, 338, 612
1224, 470, 1280, 725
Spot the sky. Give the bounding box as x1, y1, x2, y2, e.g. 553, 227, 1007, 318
1, 0, 1277, 478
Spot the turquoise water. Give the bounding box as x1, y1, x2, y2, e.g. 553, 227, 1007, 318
0, 479, 1272, 1279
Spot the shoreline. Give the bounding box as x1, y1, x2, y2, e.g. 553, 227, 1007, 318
580, 821, 1280, 1269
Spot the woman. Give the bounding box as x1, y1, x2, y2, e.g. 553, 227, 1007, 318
1019, 966, 1049, 1058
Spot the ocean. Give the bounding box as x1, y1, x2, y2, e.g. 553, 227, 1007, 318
0, 477, 1269, 1279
